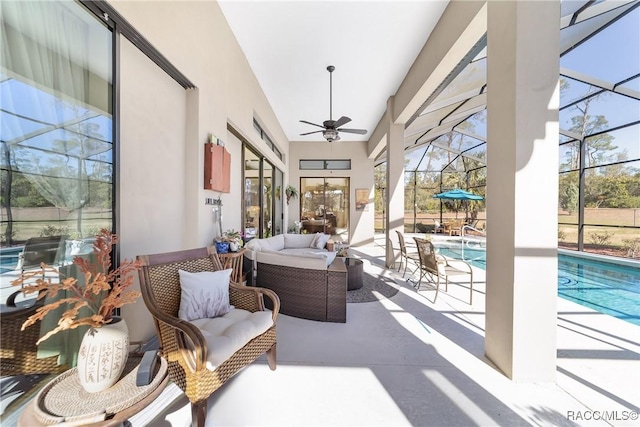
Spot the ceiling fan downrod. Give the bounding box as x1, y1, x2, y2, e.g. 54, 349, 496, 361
327, 65, 335, 121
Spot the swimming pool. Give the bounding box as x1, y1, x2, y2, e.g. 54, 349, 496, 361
434, 239, 640, 326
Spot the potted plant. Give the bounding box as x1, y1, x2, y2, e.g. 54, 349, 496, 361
220, 229, 244, 252
12, 229, 142, 392
285, 185, 299, 205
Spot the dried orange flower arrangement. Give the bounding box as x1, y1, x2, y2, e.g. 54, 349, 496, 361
12, 229, 142, 344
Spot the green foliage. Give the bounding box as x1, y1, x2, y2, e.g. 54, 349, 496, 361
558, 229, 567, 241
39, 224, 103, 240
622, 239, 640, 258
0, 228, 16, 244
40, 224, 70, 238
588, 230, 613, 246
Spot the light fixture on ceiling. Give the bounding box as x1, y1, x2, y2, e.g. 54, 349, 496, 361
322, 129, 339, 142
299, 65, 367, 142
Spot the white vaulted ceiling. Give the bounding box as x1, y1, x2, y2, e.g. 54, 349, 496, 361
218, 0, 449, 142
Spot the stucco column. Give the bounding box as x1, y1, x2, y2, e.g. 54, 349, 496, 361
386, 97, 405, 268
485, 0, 559, 381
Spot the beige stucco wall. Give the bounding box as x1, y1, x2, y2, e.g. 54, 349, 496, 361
288, 141, 375, 247
110, 0, 290, 342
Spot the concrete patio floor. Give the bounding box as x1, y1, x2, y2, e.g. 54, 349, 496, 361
130, 235, 638, 426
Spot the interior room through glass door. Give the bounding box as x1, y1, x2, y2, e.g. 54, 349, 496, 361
300, 177, 349, 241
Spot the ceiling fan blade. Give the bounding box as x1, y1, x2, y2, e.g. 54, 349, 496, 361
300, 130, 324, 136
338, 128, 368, 135
333, 116, 351, 128
300, 120, 325, 129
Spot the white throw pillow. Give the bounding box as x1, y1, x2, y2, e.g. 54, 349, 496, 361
310, 233, 321, 248
310, 233, 330, 249
284, 233, 314, 248
318, 233, 331, 249
178, 269, 232, 321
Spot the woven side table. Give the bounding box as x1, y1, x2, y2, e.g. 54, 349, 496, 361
18, 357, 168, 426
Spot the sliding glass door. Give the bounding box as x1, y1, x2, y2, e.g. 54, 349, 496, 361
300, 177, 349, 238
1, 1, 114, 247
243, 145, 282, 239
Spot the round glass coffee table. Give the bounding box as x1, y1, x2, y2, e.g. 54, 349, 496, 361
344, 257, 363, 291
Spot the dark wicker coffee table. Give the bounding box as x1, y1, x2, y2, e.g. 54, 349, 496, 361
344, 258, 363, 291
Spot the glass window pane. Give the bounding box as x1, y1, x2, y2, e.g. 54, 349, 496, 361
583, 225, 638, 258
559, 171, 579, 222
460, 109, 487, 138
431, 57, 486, 109
467, 166, 487, 188
299, 160, 324, 170
559, 76, 598, 109
300, 177, 348, 237
558, 224, 579, 250
273, 168, 283, 235
262, 161, 273, 237
416, 101, 463, 124
244, 148, 260, 238
560, 91, 639, 139
584, 160, 640, 216
559, 140, 580, 172
0, 0, 113, 252
585, 125, 639, 168
561, 7, 639, 83
325, 160, 350, 170
405, 146, 427, 171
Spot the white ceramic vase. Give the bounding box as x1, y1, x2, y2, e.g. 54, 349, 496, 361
77, 317, 129, 393
229, 242, 238, 252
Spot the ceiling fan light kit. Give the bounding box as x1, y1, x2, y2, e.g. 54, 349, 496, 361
300, 65, 367, 142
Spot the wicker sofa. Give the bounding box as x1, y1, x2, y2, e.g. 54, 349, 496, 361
245, 234, 347, 322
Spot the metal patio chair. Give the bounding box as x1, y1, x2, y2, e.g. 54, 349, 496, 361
413, 237, 474, 304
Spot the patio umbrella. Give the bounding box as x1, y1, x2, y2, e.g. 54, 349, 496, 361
433, 189, 484, 220
433, 188, 484, 201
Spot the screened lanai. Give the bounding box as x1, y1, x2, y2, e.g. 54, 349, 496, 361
375, 0, 640, 260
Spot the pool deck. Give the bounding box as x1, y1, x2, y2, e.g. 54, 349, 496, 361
2, 234, 639, 426
123, 233, 639, 426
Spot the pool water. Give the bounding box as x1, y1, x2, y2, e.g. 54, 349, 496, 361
434, 240, 640, 326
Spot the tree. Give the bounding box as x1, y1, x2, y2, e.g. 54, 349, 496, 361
560, 179, 579, 213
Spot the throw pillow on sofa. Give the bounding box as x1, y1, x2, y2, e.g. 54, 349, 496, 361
283, 233, 314, 248
310, 232, 330, 249
178, 269, 233, 321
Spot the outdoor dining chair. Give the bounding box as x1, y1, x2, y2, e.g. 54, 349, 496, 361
395, 230, 420, 277
413, 237, 474, 304
17, 235, 64, 280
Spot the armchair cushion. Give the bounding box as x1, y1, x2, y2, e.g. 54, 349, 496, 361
178, 269, 233, 321
191, 309, 273, 370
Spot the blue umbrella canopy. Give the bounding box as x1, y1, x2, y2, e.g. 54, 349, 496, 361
433, 188, 484, 200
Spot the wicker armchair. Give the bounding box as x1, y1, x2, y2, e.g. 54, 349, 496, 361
1, 290, 67, 376
137, 246, 279, 427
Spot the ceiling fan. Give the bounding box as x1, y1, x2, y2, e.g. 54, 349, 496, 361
299, 65, 367, 142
